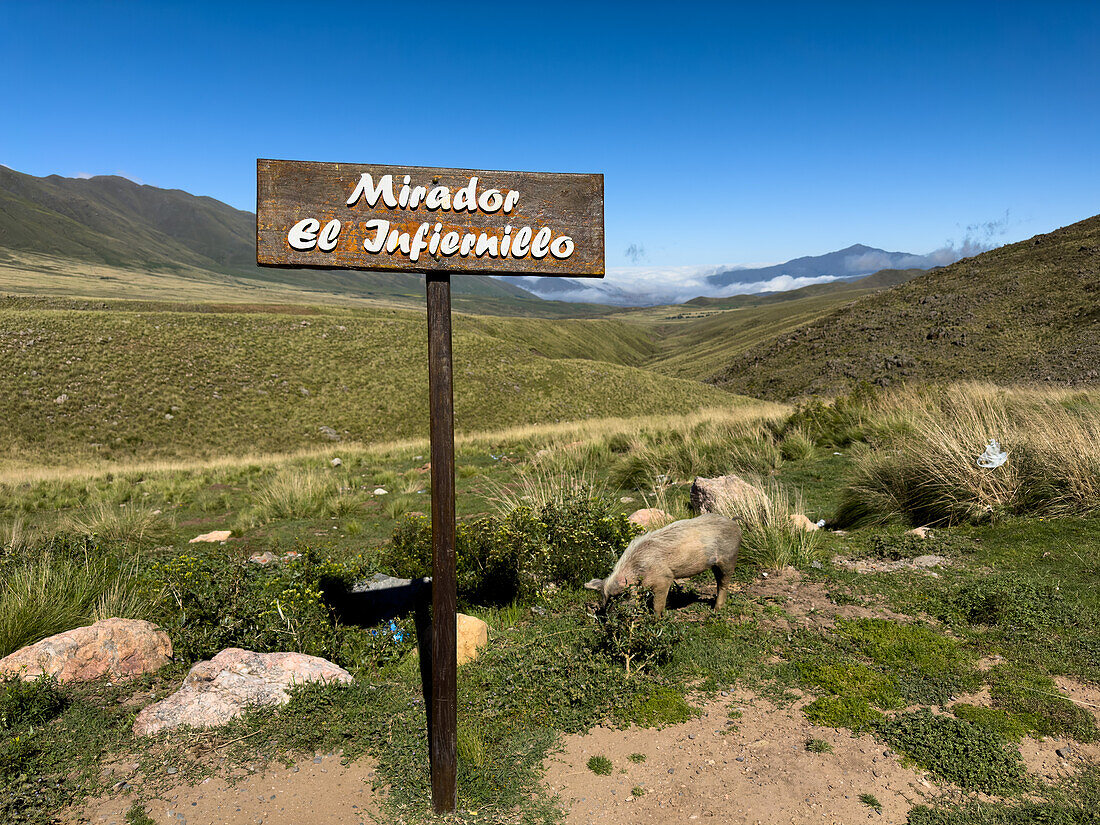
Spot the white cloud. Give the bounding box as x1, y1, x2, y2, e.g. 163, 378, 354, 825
75, 172, 95, 179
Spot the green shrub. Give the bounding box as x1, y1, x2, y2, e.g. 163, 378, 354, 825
0, 675, 66, 731
805, 738, 833, 753
383, 488, 636, 604
835, 619, 980, 705
586, 755, 612, 775
65, 503, 174, 547
803, 695, 883, 732
624, 685, 696, 728
796, 658, 904, 710
988, 664, 1098, 742
145, 547, 368, 667
782, 386, 878, 447
942, 574, 1071, 632
593, 587, 682, 675
951, 704, 1029, 742
859, 793, 882, 812
878, 708, 1027, 794
780, 427, 815, 461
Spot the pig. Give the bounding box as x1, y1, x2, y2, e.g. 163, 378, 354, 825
584, 514, 741, 617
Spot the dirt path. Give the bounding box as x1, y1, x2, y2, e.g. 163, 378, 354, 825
70, 752, 381, 825
542, 691, 937, 825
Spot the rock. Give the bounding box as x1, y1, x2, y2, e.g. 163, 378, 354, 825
133, 649, 352, 736
789, 514, 819, 532
318, 426, 340, 441
189, 530, 232, 544
534, 448, 551, 458
330, 457, 342, 467
409, 613, 488, 668
373, 488, 388, 495
907, 526, 931, 539
690, 475, 770, 516
1057, 746, 1073, 759
620, 496, 635, 504
0, 618, 172, 683
456, 614, 489, 666
628, 508, 673, 529
912, 555, 947, 568
249, 552, 278, 565
54, 394, 68, 404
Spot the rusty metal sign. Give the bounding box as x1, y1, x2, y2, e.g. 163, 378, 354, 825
256, 159, 604, 277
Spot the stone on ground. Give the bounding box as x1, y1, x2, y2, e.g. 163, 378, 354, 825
628, 508, 673, 529
690, 474, 770, 515
189, 530, 232, 543
0, 618, 172, 683
907, 526, 931, 538
456, 613, 489, 666
133, 648, 353, 736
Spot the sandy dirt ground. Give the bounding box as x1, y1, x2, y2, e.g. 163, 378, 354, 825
542, 691, 935, 825
69, 752, 380, 825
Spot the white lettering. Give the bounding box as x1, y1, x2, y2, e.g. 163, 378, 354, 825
500, 225, 513, 256
428, 223, 443, 255
531, 227, 552, 258
425, 185, 451, 211
409, 185, 427, 209
475, 233, 499, 257
317, 219, 341, 252
550, 235, 575, 259
386, 228, 412, 255
346, 173, 397, 208
453, 177, 478, 212
288, 218, 320, 251
362, 219, 388, 252
477, 189, 503, 213
409, 223, 431, 262
511, 226, 532, 257
460, 232, 477, 255
439, 231, 460, 255
503, 190, 520, 213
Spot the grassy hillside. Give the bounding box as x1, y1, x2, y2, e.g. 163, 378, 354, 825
0, 167, 570, 310
0, 297, 738, 466
709, 215, 1100, 398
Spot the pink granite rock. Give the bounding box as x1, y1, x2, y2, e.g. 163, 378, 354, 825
0, 618, 172, 683
628, 508, 673, 529
690, 474, 770, 515
133, 648, 353, 736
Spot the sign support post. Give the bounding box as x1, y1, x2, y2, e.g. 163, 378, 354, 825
256, 159, 603, 815
425, 272, 457, 813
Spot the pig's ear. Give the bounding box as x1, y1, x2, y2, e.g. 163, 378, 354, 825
584, 578, 604, 591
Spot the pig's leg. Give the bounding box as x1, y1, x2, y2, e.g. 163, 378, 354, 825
648, 575, 673, 618
712, 564, 729, 610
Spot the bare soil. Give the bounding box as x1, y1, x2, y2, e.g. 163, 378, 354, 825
542, 691, 936, 825
68, 752, 381, 825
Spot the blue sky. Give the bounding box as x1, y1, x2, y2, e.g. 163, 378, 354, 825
3, 1, 1098, 273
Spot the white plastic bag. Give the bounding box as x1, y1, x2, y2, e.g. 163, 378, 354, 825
977, 439, 1008, 469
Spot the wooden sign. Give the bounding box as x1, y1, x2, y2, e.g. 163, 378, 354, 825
257, 159, 604, 277
257, 158, 604, 816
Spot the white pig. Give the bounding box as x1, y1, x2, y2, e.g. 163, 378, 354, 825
584, 514, 741, 617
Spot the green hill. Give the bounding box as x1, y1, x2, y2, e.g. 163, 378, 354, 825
0, 297, 740, 465
0, 166, 575, 312
708, 215, 1100, 398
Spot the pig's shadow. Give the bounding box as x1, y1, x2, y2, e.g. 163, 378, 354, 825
666, 584, 708, 611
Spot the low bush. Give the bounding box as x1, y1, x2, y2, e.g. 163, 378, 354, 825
592, 586, 682, 675
144, 547, 372, 667
878, 708, 1027, 795
987, 664, 1098, 742
803, 695, 883, 732
383, 488, 637, 604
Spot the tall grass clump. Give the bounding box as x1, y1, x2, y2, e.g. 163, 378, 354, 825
253, 468, 339, 522
65, 503, 174, 547
0, 546, 150, 658
837, 384, 1100, 526
707, 476, 823, 570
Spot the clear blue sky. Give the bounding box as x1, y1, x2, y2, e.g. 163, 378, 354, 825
3, 1, 1097, 268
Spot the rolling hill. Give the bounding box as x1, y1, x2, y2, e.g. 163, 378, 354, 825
0, 166, 569, 312
708, 215, 1100, 399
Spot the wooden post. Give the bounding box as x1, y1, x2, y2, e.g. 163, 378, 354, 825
426, 272, 457, 814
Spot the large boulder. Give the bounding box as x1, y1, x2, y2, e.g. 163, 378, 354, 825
690, 474, 771, 516
0, 618, 172, 683
133, 648, 353, 737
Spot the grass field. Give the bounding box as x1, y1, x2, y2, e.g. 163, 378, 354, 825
0, 295, 745, 467
2, 386, 1098, 823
